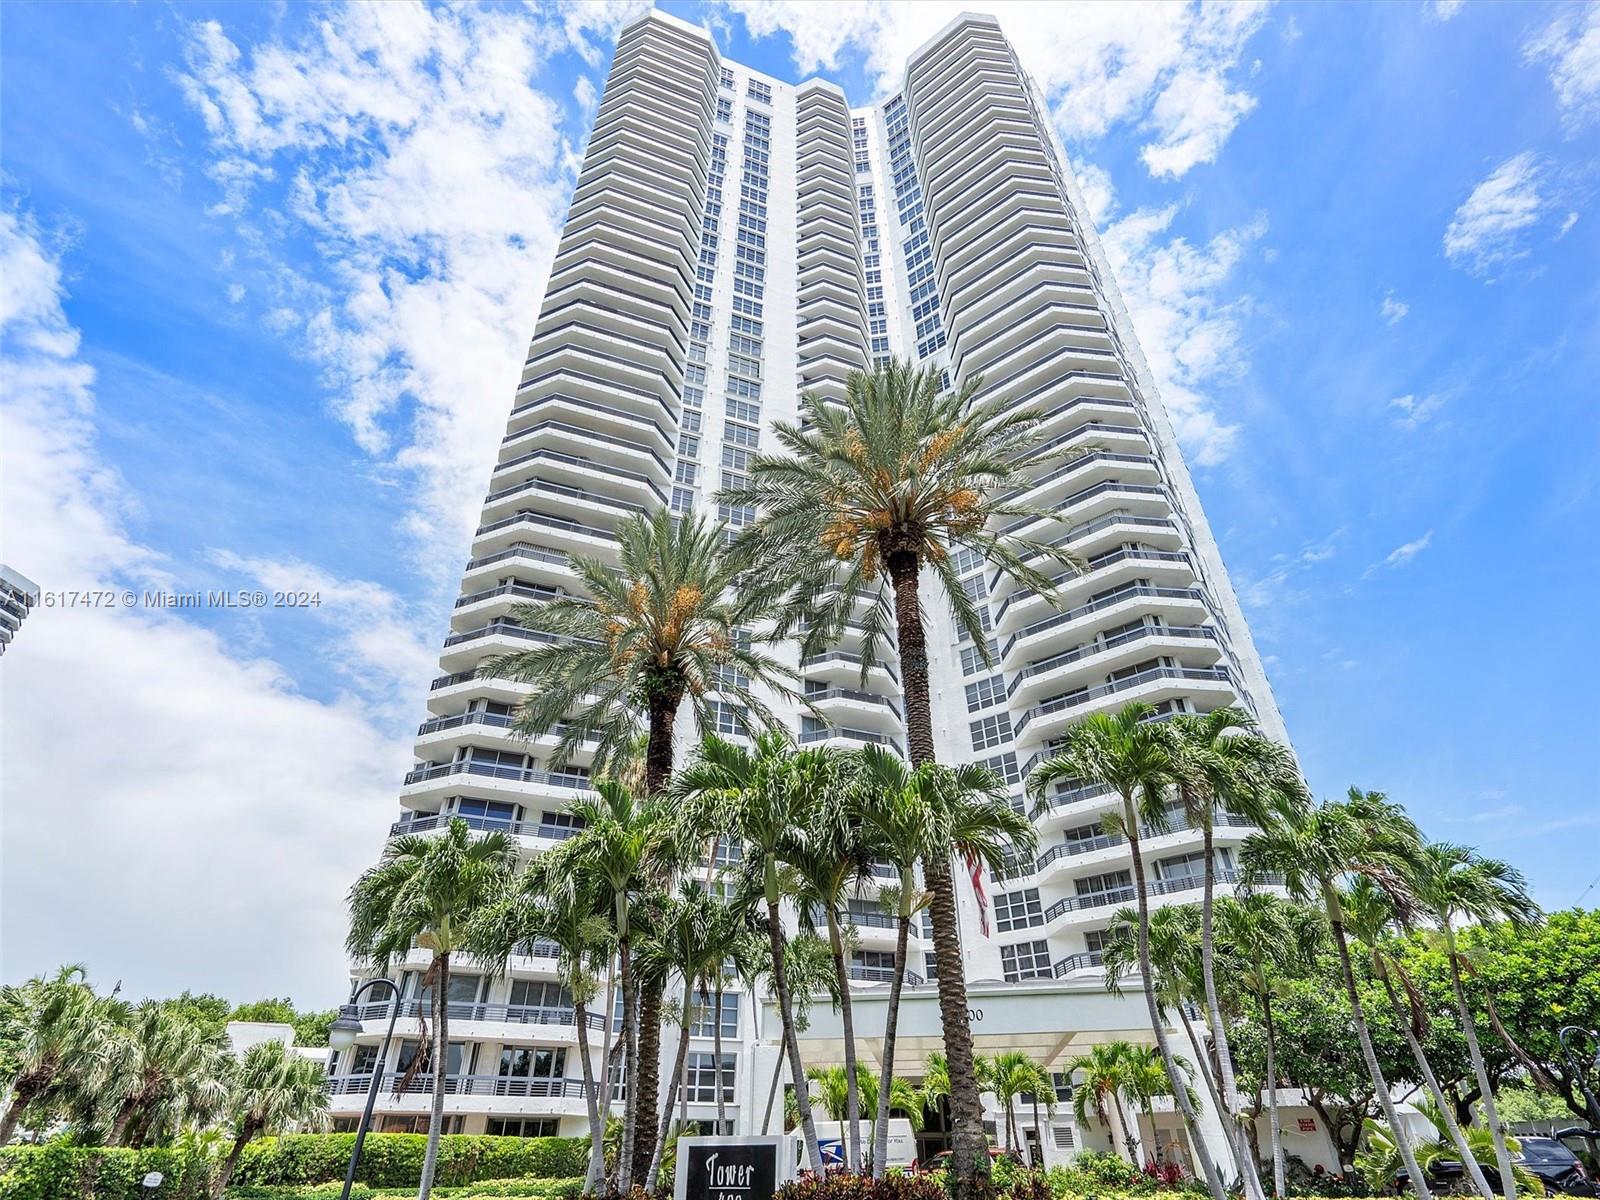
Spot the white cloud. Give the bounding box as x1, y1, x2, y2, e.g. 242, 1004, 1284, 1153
1443, 152, 1549, 277
1389, 392, 1446, 430
1238, 532, 1340, 610
1073, 161, 1117, 227
0, 209, 406, 1003
721, 1, 1269, 178
1099, 204, 1266, 465
1427, 0, 1466, 22
1524, 3, 1600, 131
1365, 529, 1434, 577
226, 282, 245, 303
1380, 291, 1409, 325
177, 3, 621, 580
1559, 211, 1580, 237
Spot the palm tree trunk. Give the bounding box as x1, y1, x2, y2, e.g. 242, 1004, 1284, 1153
211, 1125, 257, 1199
714, 980, 727, 1132
574, 991, 606, 1196
763, 1048, 784, 1134
648, 986, 695, 1193
886, 552, 988, 1200
1324, 900, 1432, 1200
632, 980, 666, 1185
108, 1102, 137, 1147
1125, 810, 1227, 1200
618, 929, 639, 1192
1200, 823, 1266, 1200
767, 896, 823, 1171
591, 957, 618, 1193
1112, 1090, 1137, 1163
1378, 972, 1495, 1200
874, 909, 912, 1178
1030, 1095, 1042, 1168
1178, 1001, 1227, 1133
1261, 989, 1286, 1199
419, 951, 450, 1200
1446, 940, 1516, 1200
824, 912, 862, 1170
0, 1077, 42, 1146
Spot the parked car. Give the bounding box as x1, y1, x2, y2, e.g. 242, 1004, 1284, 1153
1396, 1136, 1596, 1197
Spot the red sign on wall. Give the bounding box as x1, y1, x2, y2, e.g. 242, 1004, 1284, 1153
1298, 1119, 1317, 1132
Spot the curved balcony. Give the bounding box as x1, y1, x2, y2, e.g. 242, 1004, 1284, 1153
993, 547, 1193, 632
848, 965, 926, 987
400, 759, 591, 804
1013, 665, 1235, 748
389, 812, 585, 844
1000, 585, 1207, 662
798, 724, 904, 757
1006, 624, 1220, 706
1052, 951, 1104, 978
1042, 869, 1284, 927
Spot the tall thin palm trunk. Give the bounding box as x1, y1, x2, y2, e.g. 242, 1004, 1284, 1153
419, 952, 450, 1200
574, 991, 606, 1196
873, 909, 912, 1178
1446, 939, 1516, 1200
1261, 990, 1286, 1199
1178, 1001, 1226, 1132
887, 553, 987, 1200
1378, 972, 1495, 1200
648, 983, 696, 1192
713, 980, 727, 1131
1112, 1090, 1138, 1163
824, 912, 862, 1170
618, 924, 639, 1192
767, 897, 823, 1171
588, 959, 617, 1194
763, 1048, 784, 1134
1200, 824, 1266, 1200
1325, 901, 1432, 1200
1125, 812, 1227, 1200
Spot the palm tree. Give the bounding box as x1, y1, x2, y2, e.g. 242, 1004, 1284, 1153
209, 1039, 328, 1198
1212, 892, 1316, 1199
0, 965, 118, 1145
1029, 703, 1228, 1200
1167, 708, 1303, 1200
671, 732, 835, 1172
854, 744, 1035, 1177
646, 881, 721, 1192
467, 856, 614, 1193
1122, 1042, 1201, 1164
486, 508, 798, 1185
1410, 842, 1543, 1200
99, 1003, 228, 1148
755, 932, 834, 1138
989, 1051, 1053, 1165
346, 818, 513, 1200
1067, 1043, 1140, 1163
696, 893, 755, 1135
726, 359, 1085, 1200
1356, 1108, 1546, 1199
1241, 789, 1435, 1200
1342, 878, 1496, 1200
793, 765, 874, 1170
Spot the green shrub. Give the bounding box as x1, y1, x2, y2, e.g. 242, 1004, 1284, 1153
232, 1135, 586, 1189
0, 1144, 214, 1200
225, 1178, 583, 1200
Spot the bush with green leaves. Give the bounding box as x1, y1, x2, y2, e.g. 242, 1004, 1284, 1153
0, 1144, 214, 1200
231, 1134, 587, 1189
773, 1171, 948, 1200
226, 1180, 583, 1200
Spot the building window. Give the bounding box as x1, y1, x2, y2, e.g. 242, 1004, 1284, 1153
671, 487, 696, 514
969, 713, 1012, 751
488, 1118, 559, 1138
688, 993, 740, 1038
981, 752, 1020, 787
1000, 939, 1052, 981
960, 641, 998, 676
994, 888, 1044, 933
685, 1052, 736, 1103
964, 675, 1006, 712
720, 67, 734, 89
746, 79, 771, 104
708, 700, 749, 738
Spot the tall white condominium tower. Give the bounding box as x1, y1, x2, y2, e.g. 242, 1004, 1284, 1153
329, 9, 1288, 1165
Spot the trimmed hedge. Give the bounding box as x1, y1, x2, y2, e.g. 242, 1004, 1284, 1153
227, 1180, 583, 1200
0, 1145, 213, 1200
233, 1135, 587, 1189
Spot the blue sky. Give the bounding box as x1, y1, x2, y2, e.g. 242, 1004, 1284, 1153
1, 0, 1596, 1006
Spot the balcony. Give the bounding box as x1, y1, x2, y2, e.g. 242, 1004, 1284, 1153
402, 759, 591, 791
992, 547, 1193, 629
1014, 665, 1234, 742
1000, 812, 1261, 880
1008, 624, 1218, 703
804, 687, 903, 720
798, 725, 904, 756
847, 965, 926, 986
1000, 585, 1207, 660
1042, 868, 1282, 924
347, 999, 606, 1031
389, 812, 585, 843
326, 1072, 594, 1099
1052, 951, 1104, 977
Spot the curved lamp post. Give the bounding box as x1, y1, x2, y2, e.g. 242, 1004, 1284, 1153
328, 977, 404, 1200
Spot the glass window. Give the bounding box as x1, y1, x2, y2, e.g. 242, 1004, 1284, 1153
1000, 940, 1051, 981
994, 888, 1043, 933
685, 1052, 736, 1103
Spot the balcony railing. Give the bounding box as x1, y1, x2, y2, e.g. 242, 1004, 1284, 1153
992, 547, 1190, 624
476, 510, 617, 543
801, 651, 901, 684
441, 622, 599, 652
999, 813, 1260, 879
1014, 666, 1232, 737
1002, 513, 1178, 584
848, 965, 925, 986
804, 687, 903, 717
390, 813, 583, 842
348, 1000, 605, 1030
1000, 585, 1203, 659
1042, 869, 1282, 922
454, 581, 568, 610
1000, 480, 1167, 537
1008, 625, 1217, 695
798, 725, 904, 755
1052, 951, 1104, 977
402, 759, 590, 790
326, 1072, 592, 1098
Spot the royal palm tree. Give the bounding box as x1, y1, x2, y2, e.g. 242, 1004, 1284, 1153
726, 359, 1085, 1200
1067, 1043, 1140, 1163
209, 1039, 328, 1198
1342, 878, 1496, 1200
1241, 789, 1435, 1200
1167, 708, 1303, 1200
467, 857, 614, 1193
1411, 842, 1542, 1200
1212, 892, 1317, 1199
1356, 1106, 1546, 1199
0, 965, 116, 1144
346, 818, 514, 1200
1029, 703, 1228, 1200
671, 732, 834, 1171
855, 744, 1035, 1177
696, 893, 755, 1135
1122, 1042, 1201, 1163
989, 1051, 1053, 1165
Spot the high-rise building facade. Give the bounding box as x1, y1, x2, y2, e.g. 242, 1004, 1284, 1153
0, 565, 40, 657
328, 9, 1287, 1166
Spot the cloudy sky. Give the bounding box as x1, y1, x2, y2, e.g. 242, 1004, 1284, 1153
2, 0, 1597, 1008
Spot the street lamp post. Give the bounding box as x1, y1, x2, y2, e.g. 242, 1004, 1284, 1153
328, 977, 404, 1200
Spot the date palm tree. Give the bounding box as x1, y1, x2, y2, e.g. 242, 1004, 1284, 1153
1342, 877, 1496, 1200
1241, 789, 1435, 1200
1410, 842, 1542, 1200
209, 1039, 328, 1198
724, 359, 1084, 1200
346, 818, 514, 1200
854, 744, 1035, 1177
1029, 703, 1228, 1200
466, 856, 614, 1193
671, 732, 837, 1172
1067, 1043, 1140, 1163
1167, 708, 1304, 1200
1212, 892, 1317, 1199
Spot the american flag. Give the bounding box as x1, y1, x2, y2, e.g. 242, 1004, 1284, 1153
966, 852, 990, 937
